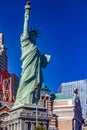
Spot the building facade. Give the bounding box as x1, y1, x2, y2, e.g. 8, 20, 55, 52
40, 85, 83, 130
0, 85, 83, 130
50, 93, 83, 130
58, 79, 87, 120
0, 102, 14, 130
0, 34, 8, 70
0, 33, 19, 102
0, 33, 19, 130
10, 74, 19, 99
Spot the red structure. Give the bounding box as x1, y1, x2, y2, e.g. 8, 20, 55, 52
0, 70, 15, 102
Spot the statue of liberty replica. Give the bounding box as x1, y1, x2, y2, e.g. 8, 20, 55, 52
7, 2, 51, 130
14, 1, 51, 107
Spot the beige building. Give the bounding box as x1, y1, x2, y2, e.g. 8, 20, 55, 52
51, 93, 82, 130
40, 86, 83, 130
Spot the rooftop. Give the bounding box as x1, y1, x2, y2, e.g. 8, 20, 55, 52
51, 93, 73, 100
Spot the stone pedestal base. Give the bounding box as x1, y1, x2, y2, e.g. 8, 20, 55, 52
7, 105, 51, 130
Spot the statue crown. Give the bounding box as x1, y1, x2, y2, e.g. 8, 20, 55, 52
29, 28, 40, 38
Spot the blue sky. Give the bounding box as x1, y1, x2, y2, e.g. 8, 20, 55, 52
0, 0, 87, 93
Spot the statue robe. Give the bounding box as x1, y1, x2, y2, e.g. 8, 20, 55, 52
14, 34, 50, 107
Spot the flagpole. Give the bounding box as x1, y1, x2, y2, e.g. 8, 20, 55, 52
34, 81, 38, 126
36, 102, 38, 126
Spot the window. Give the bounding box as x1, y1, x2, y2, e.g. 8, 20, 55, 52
86, 98, 87, 104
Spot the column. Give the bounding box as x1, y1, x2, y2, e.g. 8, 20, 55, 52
9, 124, 11, 130
7, 124, 10, 130
10, 124, 12, 130
20, 119, 22, 130
7, 124, 11, 130
17, 122, 19, 130
14, 123, 16, 130
11, 124, 14, 130
74, 119, 76, 130
14, 123, 17, 130
31, 122, 34, 130
24, 121, 28, 130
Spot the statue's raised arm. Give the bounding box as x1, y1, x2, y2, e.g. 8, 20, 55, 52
23, 1, 31, 37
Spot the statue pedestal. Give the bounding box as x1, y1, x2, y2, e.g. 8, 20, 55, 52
7, 105, 51, 130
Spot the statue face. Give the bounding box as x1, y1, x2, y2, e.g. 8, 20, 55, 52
30, 31, 37, 43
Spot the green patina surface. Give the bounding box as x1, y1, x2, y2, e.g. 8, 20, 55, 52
41, 83, 50, 91
51, 93, 73, 100
14, 2, 50, 108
